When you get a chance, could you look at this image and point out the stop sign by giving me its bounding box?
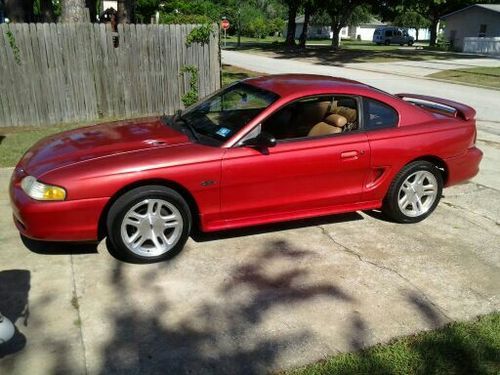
[221,19,230,30]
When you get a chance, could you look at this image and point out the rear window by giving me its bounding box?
[364,98,398,130]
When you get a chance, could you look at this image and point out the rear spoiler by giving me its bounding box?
[396,93,476,121]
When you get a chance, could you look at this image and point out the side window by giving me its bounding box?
[385,30,393,37]
[363,98,398,130]
[259,95,359,141]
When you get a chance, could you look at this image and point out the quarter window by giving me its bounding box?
[363,98,398,130]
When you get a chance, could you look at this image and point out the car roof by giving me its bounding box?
[244,74,373,98]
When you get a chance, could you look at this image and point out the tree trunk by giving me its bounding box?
[330,23,341,50]
[85,0,97,22]
[5,0,34,22]
[429,17,439,46]
[285,2,298,47]
[299,5,311,49]
[40,0,55,22]
[415,28,419,42]
[60,0,87,22]
[117,0,134,23]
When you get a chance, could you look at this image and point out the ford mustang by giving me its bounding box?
[10,74,483,262]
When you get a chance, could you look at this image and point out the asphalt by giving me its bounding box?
[1,53,499,374]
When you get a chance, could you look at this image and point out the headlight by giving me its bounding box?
[21,176,66,201]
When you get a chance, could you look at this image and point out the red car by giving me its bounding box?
[10,75,482,262]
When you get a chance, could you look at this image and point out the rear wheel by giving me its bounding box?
[383,161,443,223]
[384,39,391,45]
[107,186,191,263]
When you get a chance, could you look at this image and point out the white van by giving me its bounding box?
[373,27,414,46]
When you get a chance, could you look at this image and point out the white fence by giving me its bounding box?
[463,37,500,56]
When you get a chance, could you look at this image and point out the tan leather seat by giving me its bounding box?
[331,106,357,124]
[308,114,347,137]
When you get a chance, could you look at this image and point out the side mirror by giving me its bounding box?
[242,132,277,149]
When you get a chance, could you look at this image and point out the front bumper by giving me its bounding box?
[10,180,108,242]
[445,146,483,187]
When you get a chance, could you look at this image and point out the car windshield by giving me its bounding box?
[180,82,279,145]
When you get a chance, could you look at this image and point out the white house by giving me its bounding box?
[292,16,385,40]
[441,4,500,53]
[102,1,117,11]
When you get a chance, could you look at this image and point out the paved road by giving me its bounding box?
[1,53,499,374]
[344,57,500,78]
[222,50,500,124]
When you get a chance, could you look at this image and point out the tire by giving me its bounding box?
[107,185,192,263]
[382,161,443,223]
[408,41,414,46]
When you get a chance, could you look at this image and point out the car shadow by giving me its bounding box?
[191,212,364,242]
[20,235,98,256]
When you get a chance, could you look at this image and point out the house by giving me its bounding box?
[102,1,117,12]
[292,16,430,42]
[292,16,385,40]
[441,4,500,53]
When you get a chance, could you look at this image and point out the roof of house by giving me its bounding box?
[441,4,500,19]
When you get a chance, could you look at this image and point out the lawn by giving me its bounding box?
[286,312,500,375]
[0,65,262,168]
[224,37,481,65]
[427,66,500,89]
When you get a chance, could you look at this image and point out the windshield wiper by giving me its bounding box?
[174,110,199,142]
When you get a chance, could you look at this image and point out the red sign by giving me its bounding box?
[221,19,230,30]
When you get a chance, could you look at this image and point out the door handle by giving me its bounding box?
[341,150,360,159]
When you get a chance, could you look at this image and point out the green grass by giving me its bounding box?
[286,313,500,375]
[427,67,500,89]
[224,37,481,64]
[0,123,88,168]
[222,63,265,86]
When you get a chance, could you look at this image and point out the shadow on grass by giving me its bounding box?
[226,42,482,66]
[0,135,5,145]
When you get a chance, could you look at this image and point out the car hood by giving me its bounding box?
[18,117,190,178]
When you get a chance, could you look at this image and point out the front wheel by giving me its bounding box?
[383,161,443,223]
[107,186,192,263]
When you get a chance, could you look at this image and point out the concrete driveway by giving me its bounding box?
[1,54,500,374]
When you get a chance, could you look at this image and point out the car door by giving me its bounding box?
[219,95,371,224]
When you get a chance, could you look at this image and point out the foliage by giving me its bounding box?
[159,13,212,24]
[135,0,162,23]
[393,11,431,29]
[6,29,21,65]
[289,313,500,375]
[179,65,199,107]
[186,23,215,46]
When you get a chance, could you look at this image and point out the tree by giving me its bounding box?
[117,0,132,23]
[284,0,301,47]
[40,0,55,22]
[298,0,313,48]
[316,0,372,49]
[5,0,34,22]
[60,0,87,22]
[393,11,430,41]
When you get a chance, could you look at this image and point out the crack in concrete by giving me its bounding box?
[317,226,453,322]
[441,200,500,226]
[70,254,89,375]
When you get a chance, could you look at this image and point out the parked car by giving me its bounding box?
[10,75,482,263]
[373,26,414,46]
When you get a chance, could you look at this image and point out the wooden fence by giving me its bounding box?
[0,23,221,127]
